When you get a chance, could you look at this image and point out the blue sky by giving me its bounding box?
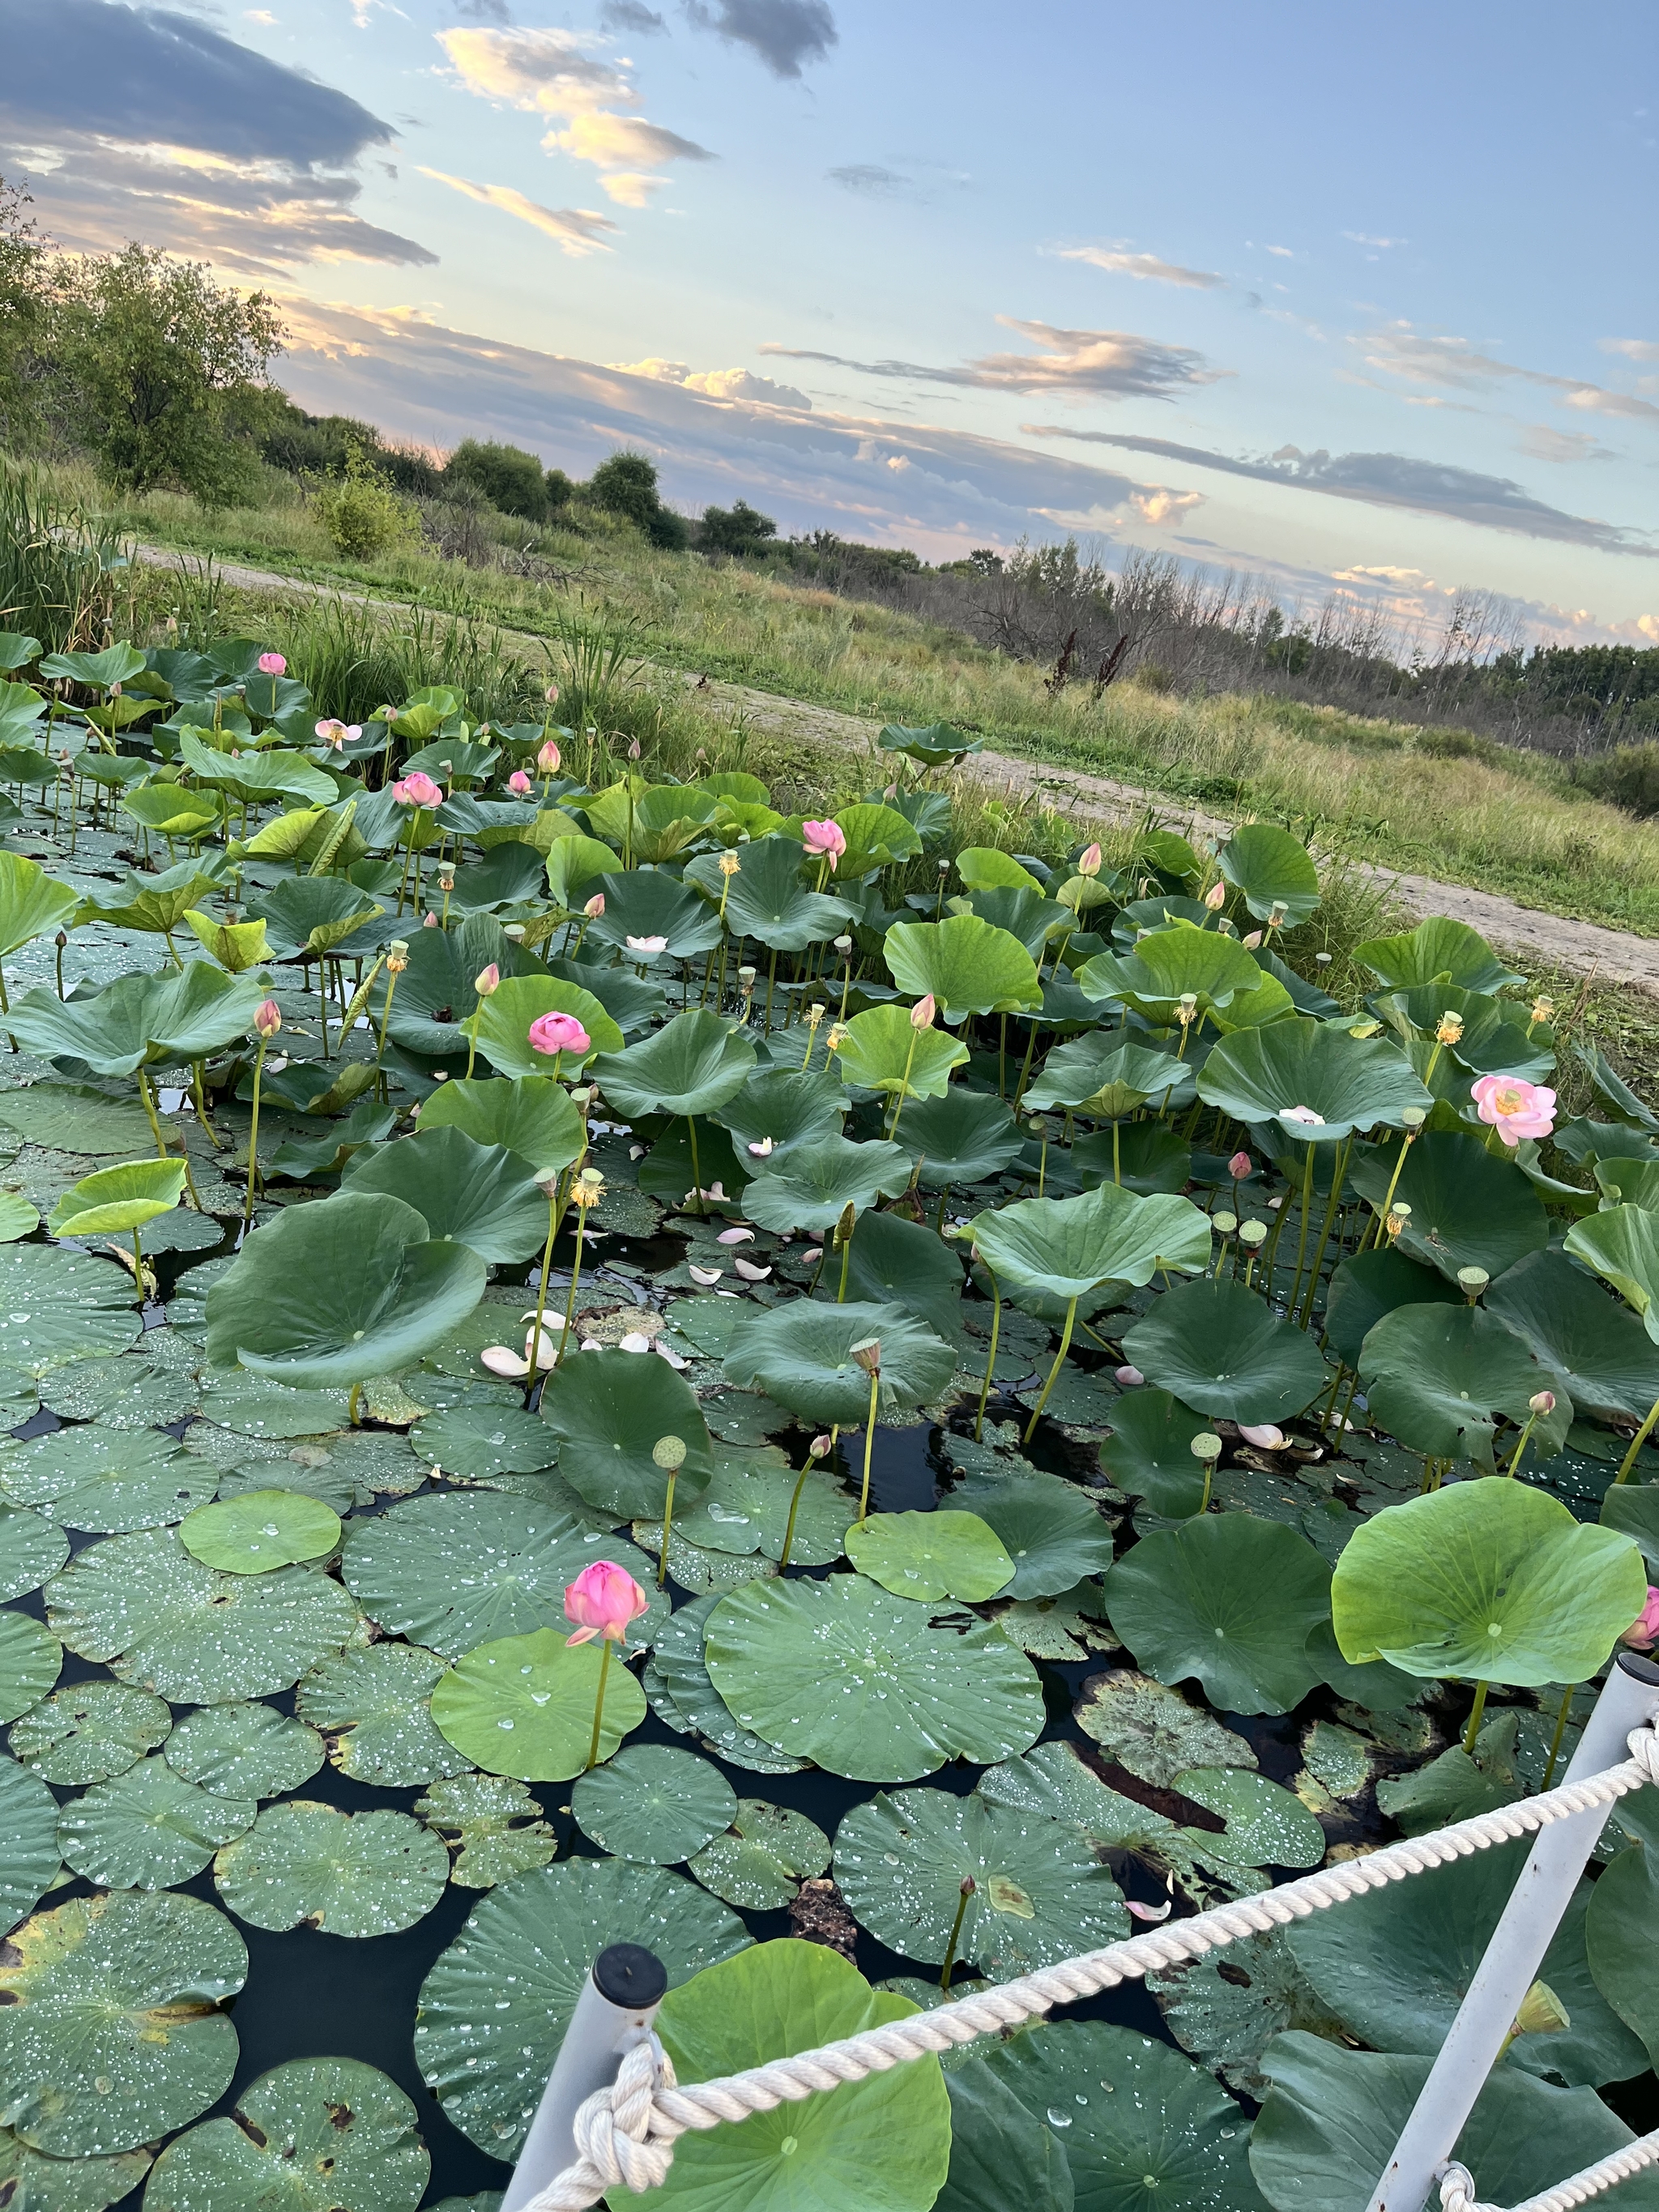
[6,0,1657,646]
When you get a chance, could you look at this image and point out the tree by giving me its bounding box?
[0,177,53,452]
[587,449,688,548]
[54,244,284,504]
[699,498,777,556]
[545,467,575,511]
[445,438,548,522]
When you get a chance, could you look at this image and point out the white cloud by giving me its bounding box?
[1601,339,1659,363]
[1343,232,1406,249]
[1519,424,1614,464]
[763,319,1224,401]
[609,357,810,408]
[1054,245,1224,290]
[599,171,667,206]
[1129,488,1205,524]
[1362,321,1659,427]
[420,169,617,254]
[545,112,712,168]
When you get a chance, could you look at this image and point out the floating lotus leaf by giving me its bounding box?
[342,1127,549,1265]
[1323,1247,1461,1370]
[1584,1839,1659,2070]
[831,1003,969,1099]
[415,1772,557,1887]
[723,1299,957,1426]
[0,1889,246,2157]
[968,1183,1212,1306]
[6,965,270,1079]
[0,2125,151,2212]
[705,1575,1044,1783]
[0,1246,143,1373]
[409,1404,554,1481]
[1097,1390,1209,1517]
[206,1191,488,1390]
[1124,1276,1328,1425]
[590,1007,757,1121]
[648,1591,806,1773]
[1147,1929,1349,2103]
[0,1084,155,1157]
[885,913,1042,1023]
[432,1625,646,1779]
[416,1074,586,1175]
[164,1699,325,1799]
[180,1487,340,1572]
[570,1742,737,1863]
[293,1641,471,1787]
[1198,1017,1431,1140]
[1217,822,1321,924]
[740,1132,915,1234]
[10,1681,169,1786]
[1358,1305,1572,1468]
[39,1354,196,1431]
[0,1508,66,1602]
[0,1616,58,1725]
[1022,1034,1196,1117]
[1173,1767,1326,1870]
[836,1786,1128,1982]
[1105,1514,1331,1715]
[46,1157,184,1242]
[665,1452,854,1569]
[685,1799,831,1909]
[1353,915,1525,994]
[214,1800,449,1937]
[1566,1205,1659,1345]
[946,1466,1116,1598]
[48,1526,360,1701]
[57,1755,254,1890]
[0,1758,58,1935]
[650,1940,950,2212]
[1350,1131,1549,1284]
[143,2056,429,2212]
[415,1857,751,2156]
[845,1511,1015,1602]
[1331,1480,1647,1686]
[195,1371,349,1440]
[836,1209,965,1337]
[1078,921,1269,1021]
[0,1426,211,1536]
[1073,1669,1256,1788]
[538,1348,714,1518]
[893,1088,1024,1185]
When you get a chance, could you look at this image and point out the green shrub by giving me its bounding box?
[1569,743,1659,819]
[310,446,419,563]
[445,439,549,523]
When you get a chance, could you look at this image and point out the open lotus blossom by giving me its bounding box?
[257,652,286,676]
[391,770,443,808]
[734,1258,771,1281]
[717,1226,755,1244]
[801,819,846,867]
[1624,1588,1659,1652]
[1472,1074,1556,1146]
[1115,1364,1145,1387]
[528,1010,591,1058]
[748,1137,775,1157]
[313,719,360,749]
[538,739,561,774]
[565,1561,649,1647]
[1239,1423,1287,1450]
[1279,1105,1326,1125]
[627,934,669,956]
[689,1264,723,1286]
[254,999,282,1040]
[508,769,533,794]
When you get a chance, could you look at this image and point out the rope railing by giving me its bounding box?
[519,1720,1659,2212]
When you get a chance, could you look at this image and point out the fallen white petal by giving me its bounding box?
[1126,1898,1173,1923]
[689,1264,723,1285]
[1115,1365,1145,1387]
[733,1259,771,1281]
[717,1227,755,1245]
[652,1342,689,1369]
[618,1332,652,1353]
[481,1345,531,1379]
[629,1144,646,1161]
[1239,1422,1286,1450]
[802,1247,823,1265]
[580,1336,603,1352]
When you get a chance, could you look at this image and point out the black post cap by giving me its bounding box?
[1618,1650,1659,1687]
[593,1943,669,2009]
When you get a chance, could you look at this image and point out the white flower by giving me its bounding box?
[1279,1104,1325,1125]
[625,934,669,955]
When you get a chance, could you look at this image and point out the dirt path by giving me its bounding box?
[143,545,1659,994]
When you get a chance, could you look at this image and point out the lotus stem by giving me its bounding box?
[855,1365,881,1522]
[348,1382,362,1426]
[1112,1120,1121,1188]
[686,1115,706,1218]
[244,1034,269,1227]
[584,1639,612,1771]
[1540,1683,1577,1792]
[1297,1136,1351,1328]
[763,948,778,1033]
[1286,1142,1317,1321]
[1505,1413,1542,1477]
[190,1059,221,1149]
[657,1468,676,1588]
[1463,1678,1491,1756]
[137,1067,201,1210]
[373,966,402,1093]
[974,1262,1001,1443]
[887,1029,920,1144]
[997,1012,1007,1097]
[130,1222,144,1311]
[556,1200,590,1369]
[1259,1180,1294,1298]
[1023,1294,1077,1445]
[940,1875,975,1993]
[778,1432,834,1572]
[1614,1391,1659,1485]
[1011,1019,1040,1114]
[1360,1123,1422,1253]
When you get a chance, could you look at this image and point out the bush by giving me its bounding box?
[587,450,688,549]
[445,439,549,523]
[700,498,777,556]
[1414,725,1503,765]
[1569,744,1659,819]
[545,468,575,511]
[312,450,418,562]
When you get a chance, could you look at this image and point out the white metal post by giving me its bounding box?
[499,1943,668,2212]
[1365,1652,1659,2212]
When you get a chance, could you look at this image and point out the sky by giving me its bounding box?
[5,0,1658,650]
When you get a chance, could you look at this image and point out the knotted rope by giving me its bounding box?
[521,1721,1659,2212]
[1439,2130,1659,2212]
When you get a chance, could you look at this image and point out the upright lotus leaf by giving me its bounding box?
[1350,1131,1550,1284]
[836,1788,1128,1982]
[1595,1157,1659,1212]
[952,1465,1118,1598]
[75,857,223,941]
[0,1889,246,2158]
[1358,1305,1572,1468]
[712,1067,848,1153]
[883,719,983,765]
[1198,1019,1431,1140]
[723,1300,957,1426]
[1105,1514,1332,1714]
[545,833,622,909]
[416,1075,586,1175]
[687,834,855,950]
[1077,922,1268,1020]
[1123,1277,1328,1425]
[10,1681,169,1787]
[1323,1247,1461,1370]
[249,876,382,959]
[884,914,1043,1023]
[939,2060,1076,2212]
[539,1349,714,1518]
[0,853,75,961]
[57,1756,255,1891]
[1217,822,1321,924]
[845,1511,1016,1602]
[1566,1206,1659,1345]
[968,1184,1213,1302]
[830,801,923,876]
[46,1158,186,1242]
[142,2057,429,2212]
[1098,1389,1212,1516]
[586,868,723,958]
[629,786,725,867]
[1330,1480,1647,1684]
[6,964,269,1078]
[1353,915,1526,994]
[895,1089,1024,1186]
[838,1208,964,1338]
[832,1002,970,1097]
[705,1575,1045,1782]
[213,1800,449,1936]
[384,914,548,1059]
[474,975,622,1077]
[1486,1249,1659,1423]
[1022,1034,1196,1117]
[955,884,1073,957]
[179,731,336,806]
[1378,984,1555,1083]
[591,1007,757,1119]
[740,1132,913,1234]
[205,1191,487,1387]
[1584,1839,1659,2071]
[342,1127,548,1264]
[649,1941,950,2212]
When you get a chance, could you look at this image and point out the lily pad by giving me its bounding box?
[414,1773,558,1888]
[1358,1305,1571,1469]
[0,1615,58,1725]
[9,1681,170,1786]
[1073,1670,1257,1788]
[414,1856,750,2156]
[0,1083,156,1157]
[1148,1930,1350,2101]
[0,2126,151,2212]
[180,1486,341,1572]
[723,1299,957,1427]
[686,1799,832,1909]
[845,1510,1015,1602]
[0,1758,59,1935]
[39,1355,198,1431]
[296,1642,474,1787]
[408,1404,554,1481]
[0,1426,212,1535]
[1487,1248,1659,1424]
[58,1755,255,1890]
[538,1347,714,1519]
[1098,1391,1210,1518]
[164,1699,326,1799]
[570,1743,737,1863]
[142,2057,429,2212]
[1123,1277,1328,1426]
[705,1575,1045,1783]
[740,1134,915,1235]
[666,1452,855,1569]
[948,1466,1117,1599]
[432,1626,646,1779]
[0,1245,143,1372]
[0,1507,67,1602]
[938,2058,1076,2212]
[649,1591,807,1773]
[214,1800,449,1937]
[195,1373,349,1440]
[1172,1768,1326,1870]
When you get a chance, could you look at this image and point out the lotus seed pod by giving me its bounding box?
[1190,1433,1223,1462]
[1512,1980,1571,2039]
[1456,1265,1490,1294]
[1213,1212,1238,1235]
[1238,1220,1269,1247]
[652,1435,687,1471]
[851,1337,881,1375]
[1401,1106,1427,1128]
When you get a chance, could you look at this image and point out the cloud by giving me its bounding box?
[682,0,837,77]
[610,358,811,407]
[598,172,667,206]
[600,0,667,26]
[828,164,910,196]
[437,26,631,113]
[763,318,1222,401]
[1343,232,1406,249]
[420,170,617,253]
[1361,321,1659,428]
[1022,422,1657,554]
[1518,424,1614,465]
[1054,245,1225,290]
[1130,488,1205,524]
[1601,339,1659,363]
[546,112,712,167]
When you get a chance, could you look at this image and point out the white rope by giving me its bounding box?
[1438,2127,1659,2212]
[519,1721,1659,2212]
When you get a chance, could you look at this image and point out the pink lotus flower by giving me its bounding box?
[1078,842,1102,877]
[583,894,605,918]
[626,934,668,956]
[911,994,936,1030]
[528,1011,591,1058]
[538,739,561,774]
[314,718,360,750]
[802,819,847,868]
[508,769,533,795]
[1115,1364,1145,1387]
[254,999,282,1039]
[1472,1074,1556,1146]
[564,1561,649,1647]
[1228,1150,1252,1179]
[1204,880,1227,910]
[422,911,438,927]
[1624,1587,1659,1652]
[257,652,286,677]
[392,770,443,808]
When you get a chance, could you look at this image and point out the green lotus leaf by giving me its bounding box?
[579,867,720,961]
[1097,1390,1209,1516]
[342,1126,548,1264]
[249,872,382,957]
[1584,1838,1659,2070]
[0,1508,62,1605]
[949,1464,1117,1597]
[432,1625,646,1779]
[76,858,223,942]
[1566,1204,1659,1345]
[9,1681,168,1787]
[616,783,725,864]
[832,1001,970,1097]
[213,1799,449,1937]
[414,1772,557,1888]
[1217,822,1321,925]
[711,1067,848,1153]
[684,1798,831,1908]
[1073,1669,1257,1788]
[0,2129,151,2212]
[381,914,545,1058]
[1357,1305,1572,1468]
[954,884,1072,957]
[885,913,1042,1023]
[296,1641,472,1786]
[45,1157,185,1242]
[341,1490,667,1658]
[415,1073,586,1175]
[205,1191,488,1389]
[882,720,982,766]
[723,1299,957,1426]
[705,1575,1045,1783]
[539,1347,714,1517]
[938,2057,1076,2212]
[1378,982,1555,1083]
[143,2056,429,2212]
[968,1183,1212,1304]
[836,1786,1128,1982]
[1078,920,1268,1021]
[1330,1479,1647,1684]
[1145,1929,1349,2104]
[57,1755,254,1890]
[590,1006,757,1119]
[471,974,621,1078]
[893,1087,1024,1185]
[1198,1017,1431,1141]
[0,1758,58,1936]
[845,1510,1015,1602]
[1595,1155,1659,1211]
[48,1525,360,1701]
[647,1592,806,1771]
[416,1856,750,2157]
[164,1698,324,1799]
[1353,915,1525,994]
[1123,1277,1328,1425]
[0,1247,140,1373]
[1022,1034,1196,1117]
[1071,1119,1193,1199]
[1323,1247,1461,1370]
[0,1889,246,2157]
[685,834,855,950]
[666,1454,855,1568]
[1249,2032,1658,2212]
[545,833,621,908]
[0,1084,155,1156]
[6,964,270,1078]
[830,801,923,876]
[650,1939,951,2212]
[408,1403,555,1481]
[741,1132,914,1234]
[180,1487,340,1572]
[836,1208,964,1338]
[446,840,548,912]
[1348,1130,1549,1284]
[0,1615,58,1724]
[1173,1767,1327,1870]
[0,1425,211,1534]
[41,642,145,689]
[1485,1248,1659,1422]
[180,731,336,806]
[0,852,75,961]
[37,1353,191,1432]
[570,1742,736,1864]
[1105,1514,1331,1715]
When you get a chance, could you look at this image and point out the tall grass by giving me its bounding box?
[0,467,128,653]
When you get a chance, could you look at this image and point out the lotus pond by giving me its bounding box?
[0,634,1657,2211]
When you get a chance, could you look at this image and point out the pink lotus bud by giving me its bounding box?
[1228,1151,1252,1179]
[392,771,443,808]
[1204,880,1226,910]
[423,911,438,927]
[528,1011,592,1058]
[1115,1364,1145,1387]
[1242,931,1262,950]
[257,652,286,676]
[627,738,642,760]
[801,819,847,868]
[254,999,282,1039]
[810,1434,833,1459]
[1625,1588,1659,1652]
[538,739,561,774]
[563,1560,650,1647]
[911,994,936,1029]
[583,893,606,918]
[545,684,560,705]
[473,964,501,996]
[1471,1074,1557,1149]
[1077,842,1102,877]
[1529,1390,1556,1416]
[508,769,533,795]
